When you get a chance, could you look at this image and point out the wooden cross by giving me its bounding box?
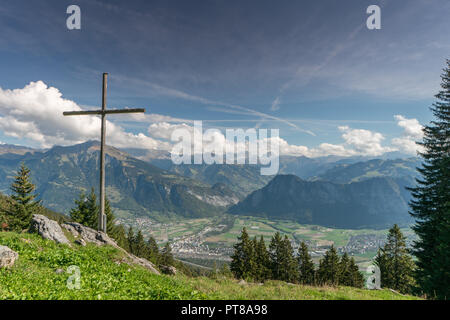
[63,73,145,233]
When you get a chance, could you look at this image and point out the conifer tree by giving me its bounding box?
[297,241,315,285]
[408,59,450,299]
[70,188,98,229]
[375,224,415,294]
[160,242,174,267]
[104,198,116,234]
[230,227,255,280]
[268,232,284,280]
[254,236,271,281]
[348,257,364,288]
[127,226,136,253]
[339,252,360,287]
[280,235,299,283]
[112,224,128,250]
[147,236,160,264]
[317,245,341,286]
[134,230,147,257]
[8,163,40,231]
[269,233,298,282]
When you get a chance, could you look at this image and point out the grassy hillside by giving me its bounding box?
[0,232,420,300]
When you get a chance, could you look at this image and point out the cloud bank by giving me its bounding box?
[0,81,424,158]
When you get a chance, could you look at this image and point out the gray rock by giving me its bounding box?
[62,222,116,246]
[55,268,65,274]
[160,265,177,275]
[29,215,70,245]
[0,245,19,268]
[74,239,86,246]
[62,223,79,238]
[62,221,160,275]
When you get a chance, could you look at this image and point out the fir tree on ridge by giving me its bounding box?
[408,59,450,299]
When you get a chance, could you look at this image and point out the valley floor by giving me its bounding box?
[0,232,420,300]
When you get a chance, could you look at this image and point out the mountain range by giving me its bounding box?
[0,141,420,228]
[0,141,239,220]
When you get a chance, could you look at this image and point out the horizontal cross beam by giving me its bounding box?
[63,108,145,116]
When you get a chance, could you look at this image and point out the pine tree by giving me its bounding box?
[297,241,315,285]
[348,257,365,288]
[134,230,147,257]
[280,235,299,283]
[160,242,174,267]
[254,236,271,281]
[408,59,450,299]
[375,224,415,294]
[112,224,128,250]
[8,163,41,231]
[104,198,116,234]
[147,236,160,264]
[268,232,284,280]
[230,227,255,280]
[70,188,98,229]
[127,226,136,253]
[269,233,298,282]
[317,245,341,286]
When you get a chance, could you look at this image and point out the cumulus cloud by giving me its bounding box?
[391,115,424,155]
[0,81,425,159]
[0,81,167,149]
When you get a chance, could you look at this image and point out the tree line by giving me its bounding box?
[230,228,364,288]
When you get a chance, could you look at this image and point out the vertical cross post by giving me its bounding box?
[99,73,107,233]
[63,73,145,234]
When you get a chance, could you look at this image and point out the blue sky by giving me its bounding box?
[0,0,448,157]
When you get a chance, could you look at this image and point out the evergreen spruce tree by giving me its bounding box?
[134,230,147,257]
[268,232,284,280]
[104,198,116,234]
[230,227,255,280]
[8,163,40,231]
[70,188,98,229]
[160,242,174,267]
[269,233,298,282]
[280,235,299,283]
[317,245,341,286]
[127,226,136,253]
[375,224,415,294]
[112,224,128,250]
[408,59,450,299]
[297,241,315,285]
[254,236,271,281]
[348,257,365,288]
[147,236,160,264]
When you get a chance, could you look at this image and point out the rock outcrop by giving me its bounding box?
[160,265,177,275]
[61,221,160,275]
[29,214,70,244]
[62,222,116,246]
[0,245,18,268]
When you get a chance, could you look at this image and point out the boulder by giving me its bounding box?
[160,265,177,275]
[62,222,116,246]
[61,222,160,275]
[0,245,18,268]
[29,215,70,245]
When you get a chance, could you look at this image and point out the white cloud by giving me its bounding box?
[0,81,167,149]
[391,115,424,155]
[270,97,281,111]
[0,81,425,159]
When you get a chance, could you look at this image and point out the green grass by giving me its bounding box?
[0,232,204,300]
[176,276,421,300]
[0,232,421,300]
